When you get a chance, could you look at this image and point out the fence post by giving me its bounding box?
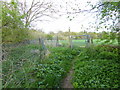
[70,36,73,48]
[39,37,48,58]
[86,35,90,48]
[39,38,42,45]
[90,36,93,44]
[56,36,59,47]
[68,27,72,48]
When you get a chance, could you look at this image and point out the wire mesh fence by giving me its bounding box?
[2,38,49,88]
[58,35,93,48]
[2,34,93,64]
[2,34,93,88]
[71,39,87,47]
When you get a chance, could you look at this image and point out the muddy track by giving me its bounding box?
[61,68,74,88]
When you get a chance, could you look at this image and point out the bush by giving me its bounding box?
[98,51,118,60]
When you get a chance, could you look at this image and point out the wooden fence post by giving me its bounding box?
[56,36,59,47]
[68,27,72,48]
[70,36,73,48]
[39,37,48,59]
[39,38,42,45]
[86,35,90,48]
[90,36,93,44]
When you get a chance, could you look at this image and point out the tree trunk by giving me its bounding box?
[117,32,120,46]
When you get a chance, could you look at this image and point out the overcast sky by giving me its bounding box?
[5,0,113,33]
[33,0,100,33]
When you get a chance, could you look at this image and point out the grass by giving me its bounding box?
[72,40,86,47]
[94,39,118,45]
[59,39,86,47]
[2,45,76,88]
[2,44,43,88]
[35,47,75,88]
[59,39,118,47]
[2,42,119,88]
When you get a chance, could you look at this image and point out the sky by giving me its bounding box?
[33,0,99,33]
[30,0,100,33]
[4,0,116,33]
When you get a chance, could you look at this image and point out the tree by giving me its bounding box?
[19,0,57,28]
[2,0,24,29]
[71,1,120,45]
[95,2,119,29]
[94,1,120,45]
[2,0,57,43]
[2,0,28,43]
[46,34,53,40]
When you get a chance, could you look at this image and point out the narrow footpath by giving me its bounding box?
[61,56,77,88]
[61,68,73,88]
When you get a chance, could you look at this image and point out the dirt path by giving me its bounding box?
[61,68,74,88]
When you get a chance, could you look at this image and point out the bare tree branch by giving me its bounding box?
[66,3,105,14]
[18,0,57,28]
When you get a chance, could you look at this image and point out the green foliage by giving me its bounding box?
[46,34,53,40]
[2,1,24,29]
[35,47,76,88]
[97,31,118,45]
[2,46,77,88]
[97,1,120,27]
[2,1,29,44]
[73,59,119,88]
[93,1,120,45]
[2,1,45,44]
[2,44,43,88]
[73,82,79,88]
[98,51,118,60]
[3,44,119,88]
[27,30,46,40]
[72,46,119,88]
[2,28,29,43]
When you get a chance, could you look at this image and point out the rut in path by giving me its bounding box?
[61,68,74,88]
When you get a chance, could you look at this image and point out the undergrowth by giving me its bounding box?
[2,46,77,88]
[72,46,119,88]
[2,45,119,88]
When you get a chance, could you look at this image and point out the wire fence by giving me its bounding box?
[2,36,62,87]
[2,38,47,88]
[2,35,93,65]
[2,35,93,88]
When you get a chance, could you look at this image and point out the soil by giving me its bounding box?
[61,68,74,88]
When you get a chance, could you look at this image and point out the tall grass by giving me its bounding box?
[2,45,76,88]
[2,44,43,88]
